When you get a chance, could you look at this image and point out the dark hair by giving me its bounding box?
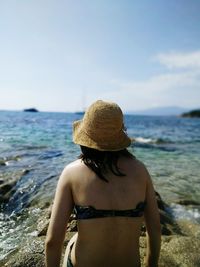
[79,146,134,182]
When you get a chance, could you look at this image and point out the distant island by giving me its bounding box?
[181,109,200,118]
[23,108,39,112]
[126,106,189,116]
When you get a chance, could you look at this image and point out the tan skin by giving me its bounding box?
[45,156,161,267]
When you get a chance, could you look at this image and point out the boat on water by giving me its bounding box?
[75,90,86,115]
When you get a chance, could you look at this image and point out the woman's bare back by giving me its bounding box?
[64,157,148,267]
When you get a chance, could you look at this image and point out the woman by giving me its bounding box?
[45,100,161,267]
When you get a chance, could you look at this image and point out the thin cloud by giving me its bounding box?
[120,70,199,92]
[155,50,200,69]
[99,51,200,110]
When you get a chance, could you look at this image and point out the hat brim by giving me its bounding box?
[73,120,131,151]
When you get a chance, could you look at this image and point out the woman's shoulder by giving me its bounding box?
[56,160,86,187]
[61,159,88,179]
[124,157,151,182]
[62,159,84,172]
[133,157,147,170]
[124,155,147,170]
[65,158,82,167]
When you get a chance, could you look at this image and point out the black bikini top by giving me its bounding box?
[74,202,146,220]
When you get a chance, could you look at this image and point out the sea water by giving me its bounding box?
[0,111,200,262]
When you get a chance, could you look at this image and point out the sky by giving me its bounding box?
[0,0,200,112]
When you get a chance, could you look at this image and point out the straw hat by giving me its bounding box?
[73,100,131,151]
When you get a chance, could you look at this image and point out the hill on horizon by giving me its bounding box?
[181,109,200,118]
[126,106,190,116]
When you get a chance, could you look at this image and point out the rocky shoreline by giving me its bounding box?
[3,218,200,267]
[1,173,200,267]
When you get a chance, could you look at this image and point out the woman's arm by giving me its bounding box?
[45,166,74,267]
[143,167,161,267]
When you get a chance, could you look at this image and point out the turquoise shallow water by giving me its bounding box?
[0,111,200,261]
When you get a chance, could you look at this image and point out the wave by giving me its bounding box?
[170,203,200,223]
[38,150,63,160]
[131,137,171,144]
[3,172,58,215]
[17,145,48,150]
[130,137,177,152]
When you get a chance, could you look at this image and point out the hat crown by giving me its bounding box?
[73,100,131,151]
[83,100,123,137]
